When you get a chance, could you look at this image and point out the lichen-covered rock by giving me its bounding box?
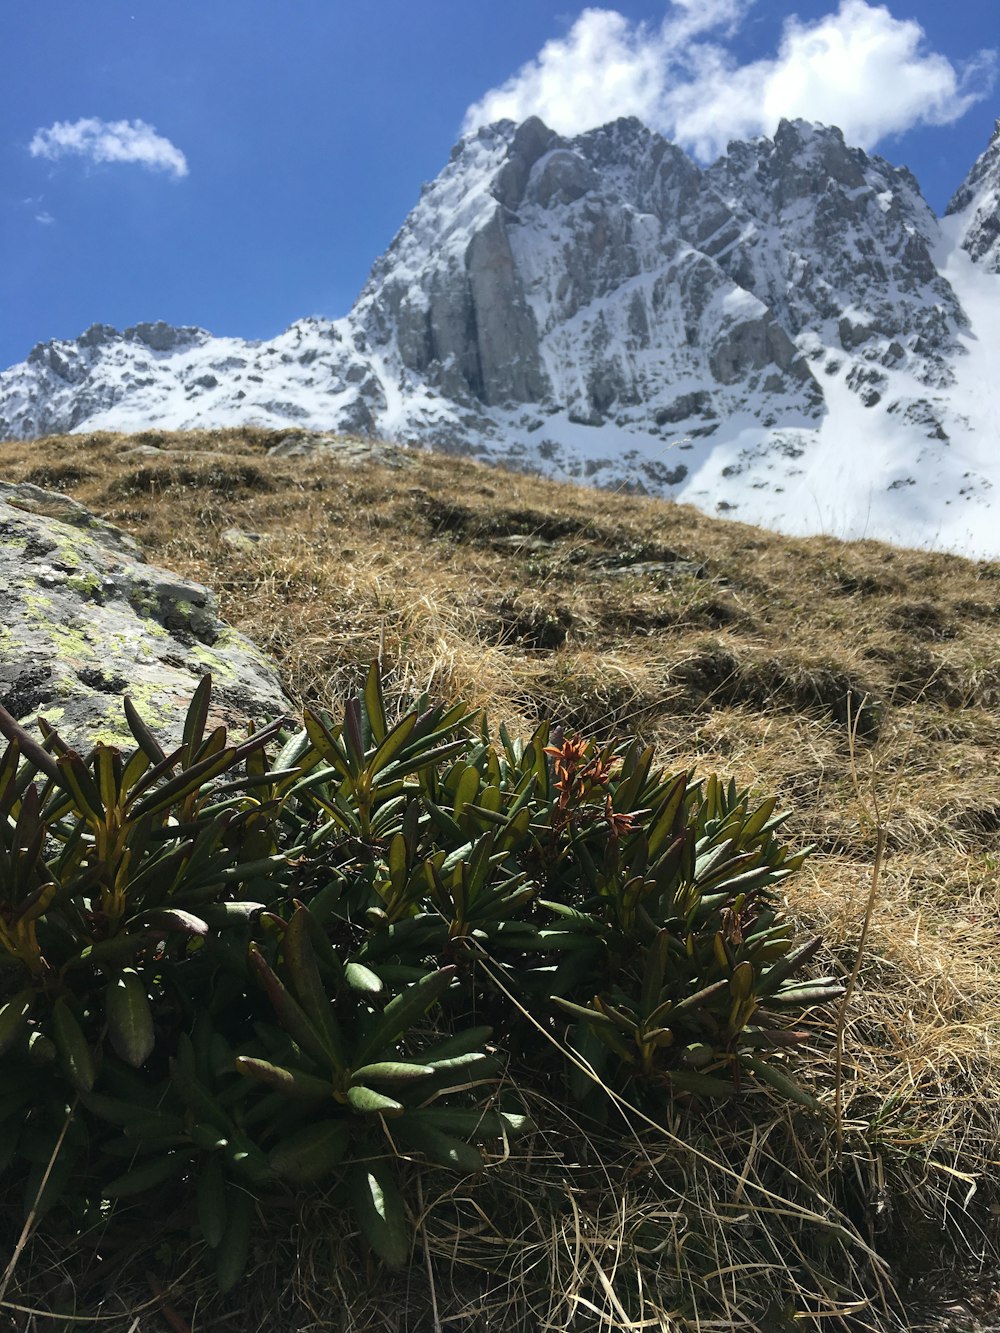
[0,482,294,750]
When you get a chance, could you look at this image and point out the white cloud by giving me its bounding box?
[463,1,997,159]
[29,117,188,178]
[35,211,55,225]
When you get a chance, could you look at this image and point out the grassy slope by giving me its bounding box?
[2,427,999,1330]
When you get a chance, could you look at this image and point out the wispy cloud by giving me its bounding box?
[29,117,188,178]
[35,211,55,226]
[463,1,997,158]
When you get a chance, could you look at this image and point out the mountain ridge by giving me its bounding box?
[2,113,999,555]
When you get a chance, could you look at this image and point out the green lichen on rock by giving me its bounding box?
[0,482,294,749]
[64,570,102,599]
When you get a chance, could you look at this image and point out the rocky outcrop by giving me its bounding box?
[705,119,965,384]
[946,118,1000,273]
[0,482,293,750]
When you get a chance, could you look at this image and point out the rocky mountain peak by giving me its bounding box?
[946,117,1000,272]
[124,321,207,352]
[2,113,1000,556]
[493,115,564,210]
[702,116,960,391]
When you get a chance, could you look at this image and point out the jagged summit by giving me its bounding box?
[946,117,1000,272]
[2,113,1000,556]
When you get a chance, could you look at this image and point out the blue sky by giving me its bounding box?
[3,1,996,371]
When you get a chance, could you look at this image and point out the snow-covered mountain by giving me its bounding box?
[3,114,999,556]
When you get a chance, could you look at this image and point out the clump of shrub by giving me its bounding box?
[0,668,841,1301]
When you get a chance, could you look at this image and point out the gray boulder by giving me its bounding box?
[0,482,294,751]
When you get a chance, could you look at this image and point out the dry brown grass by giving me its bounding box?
[2,427,999,1330]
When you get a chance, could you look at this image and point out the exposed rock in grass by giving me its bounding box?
[0,480,293,748]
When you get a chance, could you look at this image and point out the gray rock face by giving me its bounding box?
[705,120,965,384]
[0,483,294,750]
[465,210,550,404]
[1,113,1000,554]
[339,115,974,436]
[946,118,1000,272]
[492,116,562,211]
[0,115,984,449]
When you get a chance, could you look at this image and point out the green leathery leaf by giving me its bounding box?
[537,900,602,927]
[667,1070,737,1098]
[451,764,480,819]
[377,738,470,784]
[353,966,456,1067]
[394,1121,484,1174]
[105,968,155,1068]
[192,726,230,772]
[729,960,755,1004]
[740,796,779,842]
[197,1154,228,1248]
[746,1055,823,1110]
[268,1117,350,1184]
[273,724,315,774]
[56,751,104,823]
[641,1025,674,1049]
[387,831,408,890]
[552,996,620,1030]
[282,908,346,1066]
[135,908,209,936]
[93,744,122,814]
[302,708,350,774]
[756,935,825,997]
[350,1161,409,1267]
[363,662,388,745]
[416,1025,493,1064]
[530,929,597,951]
[345,962,383,994]
[51,996,96,1092]
[640,930,671,1016]
[119,745,152,796]
[672,978,730,1014]
[181,673,213,766]
[129,746,240,819]
[169,1061,231,1132]
[368,714,418,783]
[233,1055,332,1100]
[247,943,331,1067]
[611,741,655,813]
[103,1151,193,1198]
[67,933,154,970]
[767,980,844,1007]
[343,696,366,769]
[346,1084,404,1115]
[350,1061,435,1086]
[0,704,60,783]
[647,772,689,858]
[0,739,24,821]
[0,989,34,1055]
[215,1183,255,1294]
[122,696,168,765]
